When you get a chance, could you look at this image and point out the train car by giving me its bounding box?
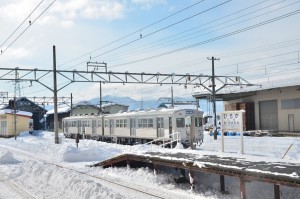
[62,108,204,147]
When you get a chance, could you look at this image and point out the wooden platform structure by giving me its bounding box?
[91,152,300,199]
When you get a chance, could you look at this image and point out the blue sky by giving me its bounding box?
[0,0,300,103]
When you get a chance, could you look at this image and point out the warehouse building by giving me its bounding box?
[194,85,300,134]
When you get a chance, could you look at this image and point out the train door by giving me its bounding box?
[78,120,81,133]
[157,117,164,138]
[92,120,96,134]
[63,120,69,133]
[110,119,114,135]
[130,118,136,136]
[169,117,172,136]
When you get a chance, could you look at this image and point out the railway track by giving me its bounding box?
[0,145,182,199]
[0,176,36,199]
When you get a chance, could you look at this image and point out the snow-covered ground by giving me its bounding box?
[0,131,299,199]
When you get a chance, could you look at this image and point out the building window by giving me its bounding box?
[281,98,300,109]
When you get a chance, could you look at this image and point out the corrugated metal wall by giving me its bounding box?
[259,100,278,130]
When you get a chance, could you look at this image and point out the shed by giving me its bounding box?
[71,101,101,116]
[102,103,129,114]
[45,106,71,131]
[0,109,32,138]
[2,97,47,130]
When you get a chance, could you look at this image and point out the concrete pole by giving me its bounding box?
[14,97,17,140]
[53,45,59,144]
[100,82,102,113]
[208,56,220,140]
[70,93,73,116]
[190,116,195,149]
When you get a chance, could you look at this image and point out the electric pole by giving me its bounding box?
[53,45,59,144]
[208,56,220,140]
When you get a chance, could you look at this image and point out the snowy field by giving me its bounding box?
[0,131,299,199]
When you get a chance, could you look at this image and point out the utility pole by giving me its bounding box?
[14,70,18,140]
[100,82,102,113]
[171,86,174,108]
[53,45,59,144]
[208,56,220,140]
[70,93,73,116]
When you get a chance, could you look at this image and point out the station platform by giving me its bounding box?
[91,151,300,199]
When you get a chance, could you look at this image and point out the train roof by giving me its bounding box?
[62,108,203,120]
[105,108,202,117]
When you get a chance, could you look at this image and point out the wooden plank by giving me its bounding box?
[274,184,280,199]
[240,179,246,199]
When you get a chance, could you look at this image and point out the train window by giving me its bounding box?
[195,117,202,127]
[176,118,185,128]
[104,120,108,128]
[148,118,153,127]
[97,120,102,127]
[138,118,153,128]
[82,120,91,127]
[115,119,127,128]
[185,116,191,127]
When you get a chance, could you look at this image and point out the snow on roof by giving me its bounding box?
[102,102,128,108]
[46,106,71,115]
[104,107,201,118]
[74,100,94,106]
[0,109,32,117]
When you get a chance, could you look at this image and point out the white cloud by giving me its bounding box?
[131,0,166,10]
[0,0,125,29]
[51,0,125,21]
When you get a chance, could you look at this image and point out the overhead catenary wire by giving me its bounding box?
[109,9,300,68]
[0,0,45,50]
[63,0,232,70]
[12,0,300,99]
[0,0,57,55]
[98,0,285,63]
[109,0,300,67]
[57,0,206,67]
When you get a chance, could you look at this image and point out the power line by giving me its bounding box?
[0,0,45,49]
[63,0,232,70]
[57,0,206,68]
[109,9,300,68]
[104,0,298,66]
[99,0,277,62]
[0,0,57,55]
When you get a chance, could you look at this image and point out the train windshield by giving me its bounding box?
[195,117,202,127]
[177,116,202,127]
[176,118,185,128]
[185,116,191,127]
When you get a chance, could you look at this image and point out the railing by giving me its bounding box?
[144,132,181,148]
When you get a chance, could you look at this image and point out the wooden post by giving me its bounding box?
[220,175,225,192]
[274,184,280,199]
[153,164,157,177]
[126,160,130,169]
[189,170,195,190]
[240,179,246,199]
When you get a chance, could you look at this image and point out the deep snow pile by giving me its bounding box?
[0,131,299,199]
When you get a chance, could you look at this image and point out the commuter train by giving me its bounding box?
[62,108,204,147]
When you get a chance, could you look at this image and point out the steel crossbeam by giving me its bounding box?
[0,67,259,92]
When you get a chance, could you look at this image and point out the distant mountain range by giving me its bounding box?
[87,95,223,114]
